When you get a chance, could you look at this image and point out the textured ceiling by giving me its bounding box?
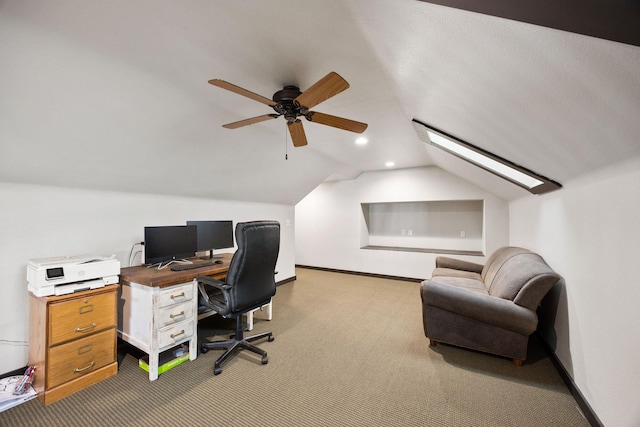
[2,0,639,204]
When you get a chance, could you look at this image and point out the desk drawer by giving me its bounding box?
[47,328,116,389]
[158,301,193,327]
[158,283,193,308]
[48,291,116,346]
[158,319,194,349]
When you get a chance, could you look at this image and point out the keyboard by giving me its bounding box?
[170,261,216,271]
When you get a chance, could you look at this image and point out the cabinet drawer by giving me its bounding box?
[158,283,193,308]
[47,328,116,389]
[158,319,194,349]
[158,301,193,328]
[49,291,116,346]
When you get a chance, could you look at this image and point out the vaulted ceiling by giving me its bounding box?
[2,1,640,204]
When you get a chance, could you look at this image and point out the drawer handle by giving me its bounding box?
[77,344,93,355]
[73,361,95,374]
[74,323,97,333]
[170,311,185,319]
[170,330,185,339]
[79,305,94,314]
[170,292,186,300]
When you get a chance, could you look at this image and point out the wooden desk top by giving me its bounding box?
[119,252,233,288]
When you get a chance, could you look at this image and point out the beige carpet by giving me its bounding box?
[1,268,589,426]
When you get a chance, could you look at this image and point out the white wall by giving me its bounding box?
[509,156,640,427]
[0,183,295,374]
[295,166,509,279]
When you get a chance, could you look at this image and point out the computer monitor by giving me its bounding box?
[186,220,234,259]
[143,225,197,266]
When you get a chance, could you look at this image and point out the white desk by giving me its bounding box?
[118,254,272,380]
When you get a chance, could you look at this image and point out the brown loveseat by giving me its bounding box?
[420,247,561,366]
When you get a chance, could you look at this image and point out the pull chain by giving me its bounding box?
[284,123,288,160]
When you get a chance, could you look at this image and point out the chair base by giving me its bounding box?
[200,315,274,375]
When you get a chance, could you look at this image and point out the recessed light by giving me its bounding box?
[385,161,395,167]
[355,137,368,145]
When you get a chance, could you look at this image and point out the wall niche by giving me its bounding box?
[360,200,484,255]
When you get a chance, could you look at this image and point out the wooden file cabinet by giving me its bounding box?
[29,285,118,405]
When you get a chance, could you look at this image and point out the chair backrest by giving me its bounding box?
[225,220,281,315]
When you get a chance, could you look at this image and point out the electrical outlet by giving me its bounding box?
[460,230,466,237]
[408,229,413,236]
[401,229,406,236]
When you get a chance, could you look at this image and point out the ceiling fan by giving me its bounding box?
[208,72,368,147]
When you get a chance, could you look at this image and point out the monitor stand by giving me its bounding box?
[200,250,223,260]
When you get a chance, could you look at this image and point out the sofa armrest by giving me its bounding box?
[435,256,484,273]
[421,280,538,335]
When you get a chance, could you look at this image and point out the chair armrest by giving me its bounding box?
[435,256,484,273]
[198,276,231,291]
[197,277,231,314]
[421,280,538,335]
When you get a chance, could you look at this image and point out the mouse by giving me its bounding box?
[215,260,224,264]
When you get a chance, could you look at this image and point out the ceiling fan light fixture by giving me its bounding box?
[412,119,562,195]
[385,161,395,167]
[355,137,368,145]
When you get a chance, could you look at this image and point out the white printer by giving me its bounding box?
[27,254,120,297]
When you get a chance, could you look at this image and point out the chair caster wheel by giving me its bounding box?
[262,355,268,365]
[214,367,222,375]
[268,335,275,342]
[200,347,209,354]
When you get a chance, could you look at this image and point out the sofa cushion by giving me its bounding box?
[428,276,488,295]
[481,246,530,287]
[432,267,483,282]
[488,253,554,303]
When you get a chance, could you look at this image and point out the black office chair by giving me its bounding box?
[197,220,280,375]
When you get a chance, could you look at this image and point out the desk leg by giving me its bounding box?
[189,279,198,360]
[189,337,198,361]
[148,352,159,381]
[246,311,254,331]
[266,300,273,320]
[245,300,273,331]
[149,291,160,381]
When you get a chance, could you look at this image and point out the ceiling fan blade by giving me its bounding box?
[306,111,368,134]
[208,79,276,106]
[294,72,350,109]
[287,120,308,147]
[222,114,279,129]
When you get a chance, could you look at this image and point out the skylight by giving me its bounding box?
[412,119,561,195]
